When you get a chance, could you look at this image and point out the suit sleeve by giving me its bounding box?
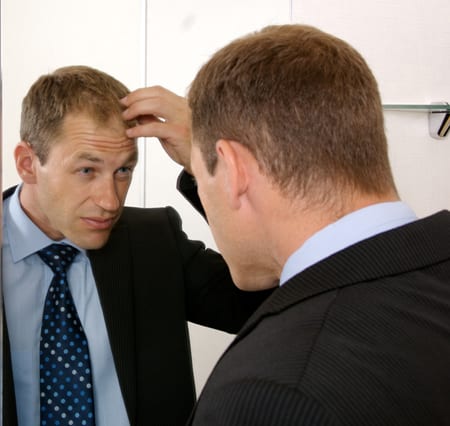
[177,170,205,218]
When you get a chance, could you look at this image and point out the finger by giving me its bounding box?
[123,97,183,123]
[125,121,179,140]
[122,87,188,122]
[136,114,161,126]
[121,86,168,105]
[121,85,180,112]
[123,98,160,121]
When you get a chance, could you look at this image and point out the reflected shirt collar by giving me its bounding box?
[5,185,85,262]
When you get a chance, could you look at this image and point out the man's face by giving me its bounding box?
[21,113,137,249]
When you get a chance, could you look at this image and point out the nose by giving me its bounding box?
[94,178,121,212]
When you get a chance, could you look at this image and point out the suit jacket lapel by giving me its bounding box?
[3,188,21,424]
[2,311,18,425]
[87,221,137,424]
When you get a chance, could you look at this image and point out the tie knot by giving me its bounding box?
[37,243,79,274]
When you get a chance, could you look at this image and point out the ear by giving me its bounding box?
[215,139,254,210]
[14,141,39,184]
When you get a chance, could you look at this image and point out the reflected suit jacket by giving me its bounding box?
[2,178,270,425]
[190,211,450,426]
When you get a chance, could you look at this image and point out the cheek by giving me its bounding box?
[116,180,132,199]
[38,166,67,193]
[207,207,235,257]
[42,177,89,216]
[196,183,212,215]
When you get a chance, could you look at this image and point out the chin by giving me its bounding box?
[231,270,278,292]
[87,239,110,250]
[70,235,110,250]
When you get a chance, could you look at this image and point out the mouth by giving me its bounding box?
[81,216,116,230]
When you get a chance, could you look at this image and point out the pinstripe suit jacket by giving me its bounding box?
[190,210,450,426]
[2,183,270,425]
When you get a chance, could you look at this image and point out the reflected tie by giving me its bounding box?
[38,243,95,426]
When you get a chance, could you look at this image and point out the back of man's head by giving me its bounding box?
[188,24,397,210]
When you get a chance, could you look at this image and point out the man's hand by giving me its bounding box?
[121,86,193,173]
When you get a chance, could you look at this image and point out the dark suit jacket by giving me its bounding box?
[2,184,270,425]
[190,210,450,426]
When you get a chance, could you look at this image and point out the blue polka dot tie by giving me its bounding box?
[38,244,96,426]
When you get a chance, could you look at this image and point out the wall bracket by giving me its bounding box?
[383,102,450,140]
[428,102,450,139]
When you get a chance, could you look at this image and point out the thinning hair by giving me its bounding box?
[20,65,133,163]
[188,24,397,205]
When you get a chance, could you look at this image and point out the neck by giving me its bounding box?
[262,189,400,277]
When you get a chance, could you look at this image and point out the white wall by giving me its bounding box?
[1,0,144,204]
[2,0,450,395]
[143,0,291,391]
[293,0,450,216]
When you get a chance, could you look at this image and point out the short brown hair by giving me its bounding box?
[188,25,396,204]
[21,65,133,163]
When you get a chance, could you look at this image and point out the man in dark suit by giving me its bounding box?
[179,24,450,425]
[2,65,269,425]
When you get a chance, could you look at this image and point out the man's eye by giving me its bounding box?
[117,167,133,175]
[79,167,93,175]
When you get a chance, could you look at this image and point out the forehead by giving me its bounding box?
[56,112,137,155]
[61,111,128,136]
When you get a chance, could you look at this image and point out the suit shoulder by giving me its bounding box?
[3,186,18,201]
[120,205,180,224]
[118,206,183,238]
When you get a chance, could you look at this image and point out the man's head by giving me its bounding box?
[20,65,134,163]
[15,65,138,249]
[188,24,398,289]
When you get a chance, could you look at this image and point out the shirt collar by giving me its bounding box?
[5,185,85,263]
[280,201,417,286]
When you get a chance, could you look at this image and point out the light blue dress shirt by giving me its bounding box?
[3,186,129,426]
[280,201,417,286]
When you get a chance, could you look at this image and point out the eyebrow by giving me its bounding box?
[77,153,103,163]
[76,151,138,164]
